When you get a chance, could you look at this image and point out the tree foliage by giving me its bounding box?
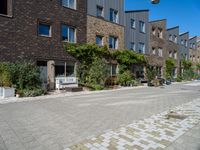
[165,58,176,79]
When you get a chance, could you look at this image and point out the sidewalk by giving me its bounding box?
[0,85,148,104]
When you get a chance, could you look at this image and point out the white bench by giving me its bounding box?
[55,77,78,90]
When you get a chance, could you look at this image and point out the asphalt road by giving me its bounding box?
[0,81,200,150]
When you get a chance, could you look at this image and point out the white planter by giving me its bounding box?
[0,87,15,99]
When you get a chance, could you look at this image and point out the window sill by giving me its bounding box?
[38,35,51,38]
[62,6,77,11]
[0,14,13,18]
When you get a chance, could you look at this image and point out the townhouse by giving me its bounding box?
[87,0,125,50]
[148,19,167,77]
[0,0,88,89]
[0,0,199,88]
[189,36,200,73]
[165,26,180,77]
[124,10,149,78]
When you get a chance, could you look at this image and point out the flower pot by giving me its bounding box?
[0,87,15,99]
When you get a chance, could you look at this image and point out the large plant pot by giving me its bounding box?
[0,87,15,99]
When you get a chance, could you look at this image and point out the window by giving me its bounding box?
[185,40,188,47]
[158,48,163,57]
[109,36,118,49]
[174,35,177,43]
[110,9,118,23]
[158,28,163,38]
[138,43,145,54]
[0,0,7,15]
[152,27,156,35]
[130,42,135,50]
[96,35,103,46]
[38,22,51,37]
[169,51,172,58]
[190,43,193,48]
[131,19,136,29]
[139,21,145,33]
[193,43,196,49]
[61,24,76,43]
[62,0,76,9]
[152,47,156,55]
[181,40,184,45]
[169,35,172,41]
[97,6,104,18]
[111,64,117,76]
[174,51,177,59]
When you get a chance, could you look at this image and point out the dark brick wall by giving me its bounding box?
[149,20,167,67]
[0,0,87,62]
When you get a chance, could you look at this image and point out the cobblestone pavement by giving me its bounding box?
[0,81,200,150]
[66,98,200,150]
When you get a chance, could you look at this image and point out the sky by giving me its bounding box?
[125,0,200,37]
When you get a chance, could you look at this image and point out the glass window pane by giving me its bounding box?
[39,23,50,36]
[62,25,68,41]
[69,28,75,43]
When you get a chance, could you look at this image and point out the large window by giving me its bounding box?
[38,22,51,37]
[158,28,163,38]
[109,36,118,49]
[174,35,177,43]
[96,35,103,46]
[139,21,145,33]
[97,6,104,18]
[0,0,7,15]
[130,42,135,50]
[138,43,145,54]
[62,0,76,9]
[131,19,136,29]
[169,35,173,41]
[61,24,76,43]
[110,9,118,23]
[158,48,163,57]
[152,47,156,55]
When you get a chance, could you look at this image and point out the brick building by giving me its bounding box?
[148,19,167,77]
[0,0,87,89]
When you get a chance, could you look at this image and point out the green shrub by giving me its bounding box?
[0,62,12,87]
[91,84,104,91]
[20,88,45,97]
[117,67,133,86]
[175,75,183,82]
[9,61,41,90]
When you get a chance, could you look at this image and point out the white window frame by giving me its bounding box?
[138,43,145,54]
[61,24,76,43]
[110,8,118,23]
[96,35,103,46]
[38,22,52,37]
[62,0,76,10]
[130,42,135,50]
[139,21,145,33]
[96,5,104,18]
[131,19,136,29]
[109,36,118,49]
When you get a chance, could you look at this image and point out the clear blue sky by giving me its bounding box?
[125,0,200,37]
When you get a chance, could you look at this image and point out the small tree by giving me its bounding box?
[88,58,110,86]
[182,59,195,80]
[146,66,157,83]
[165,58,176,79]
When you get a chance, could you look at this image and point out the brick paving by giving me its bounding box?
[0,81,200,150]
[65,98,200,150]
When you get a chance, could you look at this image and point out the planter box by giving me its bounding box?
[0,87,15,99]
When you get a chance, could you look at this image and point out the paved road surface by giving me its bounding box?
[0,81,200,150]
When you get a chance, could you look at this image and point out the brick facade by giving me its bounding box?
[87,15,125,50]
[0,0,87,62]
[148,20,167,77]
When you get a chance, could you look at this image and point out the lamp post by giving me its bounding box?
[151,0,160,4]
